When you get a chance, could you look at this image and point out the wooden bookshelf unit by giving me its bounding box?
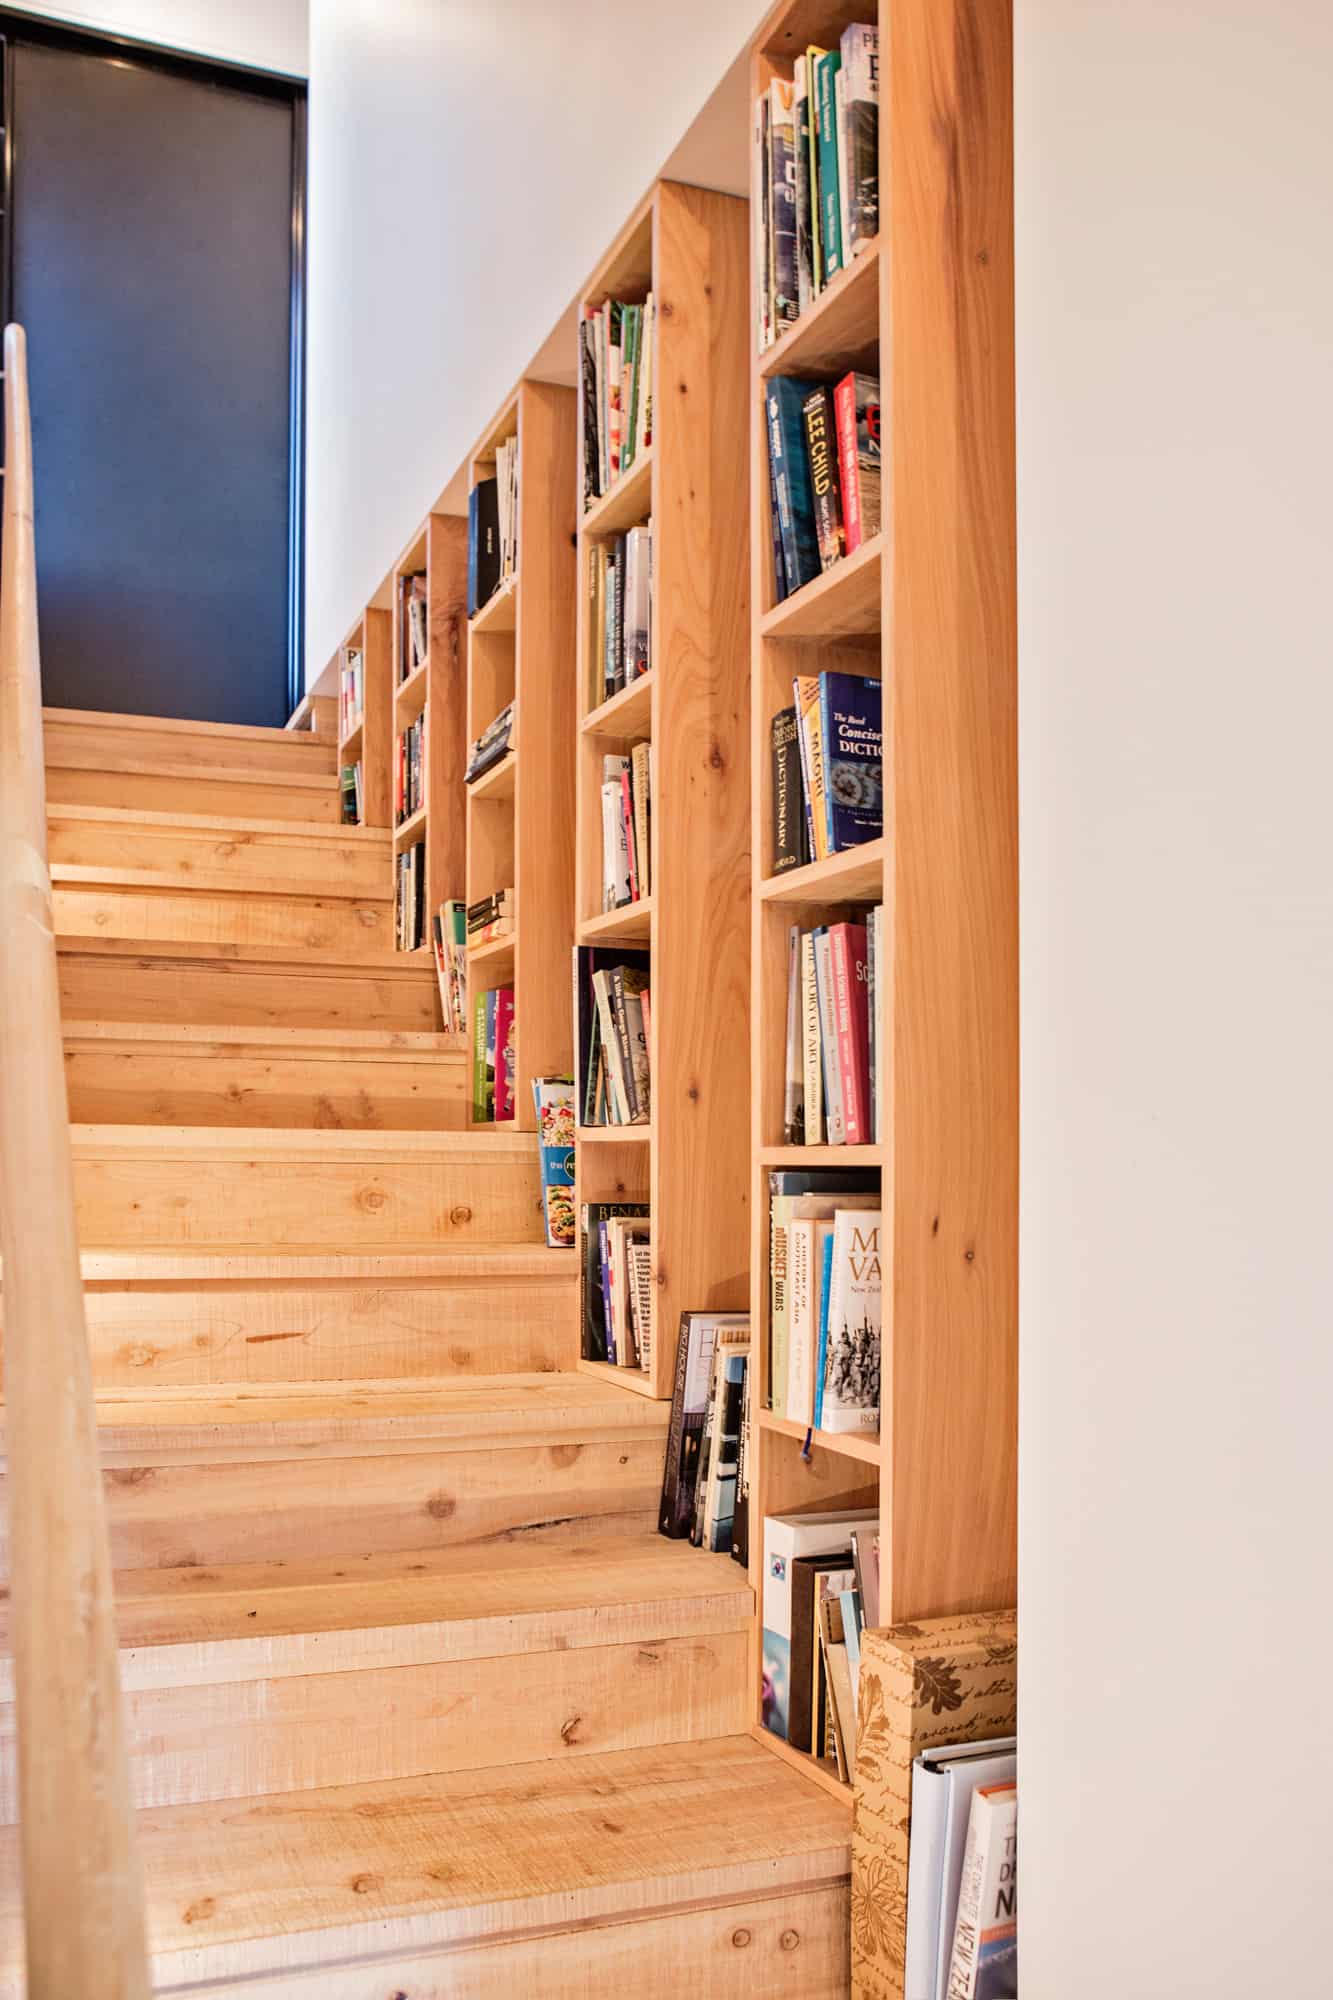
[745,0,1019,1819]
[573,179,751,1402]
[465,380,577,1130]
[390,513,468,951]
[335,613,389,829]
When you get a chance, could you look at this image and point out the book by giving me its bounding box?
[834,370,882,552]
[800,928,823,1145]
[770,705,809,875]
[573,946,650,1128]
[767,377,822,599]
[731,1350,752,1568]
[580,1200,649,1361]
[821,1208,881,1433]
[623,523,652,681]
[600,756,632,909]
[492,986,515,1121]
[829,921,871,1142]
[465,702,514,783]
[840,24,879,256]
[630,740,652,899]
[788,1552,854,1754]
[813,48,843,284]
[818,1584,857,1777]
[582,295,654,503]
[470,988,489,1121]
[793,57,815,314]
[768,79,799,339]
[819,672,883,852]
[783,924,804,1143]
[626,1236,654,1375]
[761,1507,875,1740]
[812,1226,836,1430]
[659,1312,747,1539]
[802,384,843,571]
[813,929,845,1143]
[904,1738,1017,2000]
[694,1324,749,1551]
[467,477,500,615]
[768,1184,878,1423]
[787,1214,834,1428]
[946,1783,1018,2000]
[531,1077,575,1248]
[793,674,827,860]
[754,89,772,351]
[851,1522,880,1631]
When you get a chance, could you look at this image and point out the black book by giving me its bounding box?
[770,706,809,874]
[730,1354,751,1568]
[802,385,843,571]
[468,476,501,616]
[579,320,600,506]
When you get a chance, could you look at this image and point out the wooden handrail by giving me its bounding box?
[0,325,151,1994]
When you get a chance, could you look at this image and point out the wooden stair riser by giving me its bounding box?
[46,764,342,823]
[70,1139,545,1250]
[48,810,389,897]
[54,881,392,955]
[0,1633,750,1818]
[63,1041,469,1130]
[58,947,440,1031]
[73,1276,580,1387]
[0,1433,663,1576]
[43,712,337,777]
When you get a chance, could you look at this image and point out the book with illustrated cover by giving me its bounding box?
[820,1208,882,1433]
[761,1506,875,1740]
[946,1783,1018,2000]
[492,987,515,1122]
[840,23,879,256]
[659,1311,747,1539]
[531,1078,575,1248]
[834,370,882,551]
[819,672,882,852]
[802,384,843,570]
[768,78,798,338]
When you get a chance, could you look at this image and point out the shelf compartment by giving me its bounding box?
[467,750,517,803]
[394,659,429,725]
[760,533,884,642]
[759,238,881,382]
[582,671,654,741]
[338,720,363,761]
[749,1724,851,1803]
[580,447,654,540]
[758,837,886,907]
[392,804,427,853]
[576,1357,664,1400]
[579,898,653,945]
[759,1408,881,1466]
[466,933,515,979]
[578,1122,652,1143]
[758,1143,882,1169]
[471,577,518,635]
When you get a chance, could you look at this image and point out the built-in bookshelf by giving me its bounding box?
[464,380,577,1130]
[746,0,1018,1821]
[336,613,389,828]
[390,514,468,954]
[573,179,751,1402]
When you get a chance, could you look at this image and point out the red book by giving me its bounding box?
[640,987,651,1055]
[834,373,864,554]
[493,986,516,1120]
[829,922,871,1143]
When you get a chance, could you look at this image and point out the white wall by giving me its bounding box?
[5,0,307,74]
[305,0,760,679]
[1016,2,1333,1993]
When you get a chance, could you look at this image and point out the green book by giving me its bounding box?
[813,49,843,283]
[471,987,490,1121]
[622,306,641,471]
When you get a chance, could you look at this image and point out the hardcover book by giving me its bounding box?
[841,24,880,256]
[946,1783,1017,2000]
[761,1507,876,1741]
[770,705,808,875]
[819,672,883,852]
[659,1311,748,1539]
[834,370,882,551]
[813,48,843,283]
[579,1200,649,1362]
[820,1208,882,1433]
[802,384,844,570]
[768,78,799,337]
[767,377,822,598]
[467,476,500,616]
[531,1077,575,1248]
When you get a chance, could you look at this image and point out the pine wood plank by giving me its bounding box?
[53,879,393,956]
[43,763,342,823]
[358,604,394,828]
[42,708,336,775]
[46,805,390,895]
[424,511,469,917]
[57,937,442,1031]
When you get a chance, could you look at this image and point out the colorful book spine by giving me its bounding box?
[802,384,843,572]
[767,377,822,598]
[813,50,843,283]
[840,23,880,255]
[818,672,883,852]
[471,988,489,1121]
[830,922,871,1144]
[493,986,515,1121]
[770,705,807,875]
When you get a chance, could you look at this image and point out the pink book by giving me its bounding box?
[829,922,870,1144]
[493,986,516,1121]
[834,372,863,553]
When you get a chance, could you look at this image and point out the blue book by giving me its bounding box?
[767,377,822,599]
[812,1227,836,1430]
[765,427,788,602]
[818,672,883,852]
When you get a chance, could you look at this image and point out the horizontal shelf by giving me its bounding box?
[759,237,881,382]
[758,1143,882,1168]
[582,670,654,740]
[338,720,363,760]
[760,532,884,642]
[466,933,515,974]
[578,1122,652,1143]
[579,898,653,945]
[394,659,429,723]
[576,1357,665,1401]
[467,750,517,802]
[749,1724,851,1804]
[759,1408,881,1467]
[580,446,655,539]
[392,804,427,853]
[758,836,886,907]
[471,577,518,635]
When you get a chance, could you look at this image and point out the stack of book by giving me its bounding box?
[580,1207,653,1372]
[585,522,652,706]
[394,845,425,951]
[781,911,883,1145]
[767,1168,882,1432]
[906,1740,1018,2000]
[761,1507,879,1780]
[579,296,655,506]
[754,24,879,352]
[574,945,650,1127]
[471,984,516,1122]
[467,887,513,947]
[395,715,425,824]
[599,746,652,910]
[430,901,467,1034]
[464,702,514,785]
[532,1077,576,1249]
[339,762,363,826]
[397,571,427,681]
[658,1312,750,1553]
[766,372,881,602]
[770,670,882,872]
[339,645,363,736]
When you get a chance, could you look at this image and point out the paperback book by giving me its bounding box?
[531,1077,576,1248]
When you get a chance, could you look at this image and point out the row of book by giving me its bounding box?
[467,442,518,618]
[465,702,513,785]
[782,912,882,1147]
[467,886,513,946]
[761,1506,878,1780]
[430,901,467,1036]
[768,1169,882,1432]
[771,671,883,871]
[599,745,652,911]
[339,761,363,827]
[471,984,515,1122]
[580,295,654,507]
[907,1742,1017,2000]
[658,1311,749,1554]
[394,844,425,951]
[580,1201,652,1372]
[339,644,364,738]
[532,1077,575,1249]
[586,522,652,709]
[755,24,879,352]
[767,371,881,603]
[395,714,425,824]
[574,946,650,1127]
[397,570,427,682]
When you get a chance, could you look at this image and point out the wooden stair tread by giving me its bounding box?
[57,933,436,974]
[0,1739,849,1984]
[48,802,388,841]
[74,1243,577,1281]
[42,705,334,750]
[68,1122,533,1160]
[63,1021,464,1056]
[52,861,392,901]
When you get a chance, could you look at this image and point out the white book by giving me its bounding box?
[761,1508,877,1744]
[626,1235,654,1375]
[904,1738,1017,2000]
[834,64,852,272]
[813,929,845,1143]
[820,1209,882,1433]
[600,766,631,910]
[590,968,631,1124]
[946,1783,1018,2000]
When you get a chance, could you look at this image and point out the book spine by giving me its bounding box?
[765,417,788,602]
[793,63,813,316]
[834,65,852,274]
[800,930,823,1144]
[813,930,845,1143]
[830,926,863,1145]
[770,705,805,875]
[609,970,639,1124]
[815,52,843,282]
[768,379,821,595]
[834,374,863,554]
[840,24,879,255]
[769,80,798,336]
[795,675,828,862]
[769,1200,791,1421]
[471,988,488,1122]
[493,987,515,1121]
[783,924,805,1144]
[802,384,843,572]
[658,1314,694,1537]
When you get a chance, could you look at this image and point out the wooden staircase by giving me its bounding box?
[0,709,852,1996]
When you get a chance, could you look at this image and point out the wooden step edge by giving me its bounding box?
[53,863,392,906]
[62,1022,465,1056]
[47,802,391,842]
[56,934,437,974]
[73,1243,576,1283]
[67,1123,535,1160]
[43,705,338,748]
[44,748,336,784]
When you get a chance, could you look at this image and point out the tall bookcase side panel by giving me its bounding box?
[512,381,578,1127]
[426,512,468,919]
[649,181,753,1400]
[360,606,393,829]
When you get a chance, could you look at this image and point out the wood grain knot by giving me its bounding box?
[350,1873,379,1895]
[731,1928,752,1949]
[123,1344,159,1369]
[449,1205,473,1225]
[560,1714,583,1745]
[600,1818,624,1836]
[424,1492,456,1521]
[108,1466,153,1487]
[780,1929,801,1951]
[549,1442,581,1467]
[356,1185,387,1212]
[182,1898,215,1925]
[964,1246,975,1263]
